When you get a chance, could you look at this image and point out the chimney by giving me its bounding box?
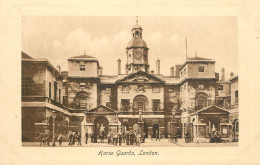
[117,58,121,75]
[170,66,175,76]
[175,65,181,77]
[99,67,103,76]
[156,59,160,75]
[151,70,154,75]
[56,65,61,73]
[230,72,234,78]
[221,67,225,81]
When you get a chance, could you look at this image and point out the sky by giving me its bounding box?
[22,16,238,78]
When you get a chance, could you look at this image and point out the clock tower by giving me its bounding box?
[125,21,149,74]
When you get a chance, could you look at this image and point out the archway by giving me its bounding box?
[94,116,109,143]
[133,95,148,113]
[22,116,35,142]
[152,124,159,138]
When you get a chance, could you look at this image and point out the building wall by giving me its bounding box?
[45,68,63,103]
[217,82,230,97]
[68,60,99,77]
[22,63,46,96]
[164,85,181,113]
[230,78,238,106]
[180,63,215,79]
[67,79,98,110]
[99,84,118,110]
[181,80,216,111]
[117,84,164,111]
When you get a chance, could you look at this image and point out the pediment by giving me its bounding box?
[87,105,117,114]
[116,71,165,84]
[194,105,230,115]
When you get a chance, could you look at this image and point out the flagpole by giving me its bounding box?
[185,37,188,60]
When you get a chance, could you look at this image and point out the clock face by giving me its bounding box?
[134,50,142,60]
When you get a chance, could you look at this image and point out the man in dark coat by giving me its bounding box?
[77,133,82,146]
[118,133,122,146]
[68,132,73,145]
[126,132,129,145]
[85,131,89,144]
[130,131,135,145]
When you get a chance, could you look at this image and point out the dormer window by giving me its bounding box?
[80,65,85,71]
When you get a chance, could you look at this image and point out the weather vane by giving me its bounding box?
[136,16,139,24]
[84,50,86,55]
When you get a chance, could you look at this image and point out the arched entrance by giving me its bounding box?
[22,116,35,142]
[133,95,148,113]
[152,124,159,138]
[94,116,109,143]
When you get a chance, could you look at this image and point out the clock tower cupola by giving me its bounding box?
[125,18,149,74]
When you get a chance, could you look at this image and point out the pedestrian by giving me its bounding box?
[136,132,141,146]
[77,133,82,146]
[85,130,89,144]
[45,131,50,146]
[130,131,135,145]
[156,130,159,141]
[58,134,63,146]
[68,132,73,145]
[142,132,145,143]
[150,132,153,141]
[118,132,122,146]
[126,131,129,145]
[39,132,44,146]
[196,135,199,144]
[72,132,76,145]
[113,132,117,146]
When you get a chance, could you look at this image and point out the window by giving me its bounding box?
[168,102,174,111]
[54,82,57,101]
[218,85,223,90]
[198,84,204,90]
[195,92,208,110]
[184,85,186,90]
[49,82,51,98]
[59,89,61,103]
[80,65,85,71]
[153,99,160,111]
[121,99,130,111]
[198,66,204,72]
[235,90,238,104]
[135,31,139,37]
[79,99,86,109]
[184,68,186,74]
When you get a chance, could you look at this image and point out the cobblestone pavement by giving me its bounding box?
[22,139,238,147]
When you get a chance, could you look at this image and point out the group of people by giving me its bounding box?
[68,131,82,146]
[38,130,51,146]
[125,130,145,146]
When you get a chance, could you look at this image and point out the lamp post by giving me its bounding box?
[170,108,176,142]
[52,111,57,146]
[137,108,144,134]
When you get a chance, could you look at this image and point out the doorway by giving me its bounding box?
[152,124,159,138]
[94,116,109,142]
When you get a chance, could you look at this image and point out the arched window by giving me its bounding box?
[135,31,139,37]
[195,92,208,110]
[76,91,88,109]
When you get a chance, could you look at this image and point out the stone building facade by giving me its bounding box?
[21,22,238,143]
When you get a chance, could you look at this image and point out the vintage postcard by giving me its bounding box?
[1,1,260,164]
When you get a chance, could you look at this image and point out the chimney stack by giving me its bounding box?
[156,59,160,75]
[230,72,234,78]
[170,66,175,76]
[56,65,61,73]
[221,67,225,81]
[117,58,121,75]
[99,67,103,76]
[151,70,154,75]
[175,65,181,77]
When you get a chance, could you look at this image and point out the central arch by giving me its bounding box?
[133,94,148,112]
[94,116,109,142]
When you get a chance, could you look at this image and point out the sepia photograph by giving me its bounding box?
[21,16,239,147]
